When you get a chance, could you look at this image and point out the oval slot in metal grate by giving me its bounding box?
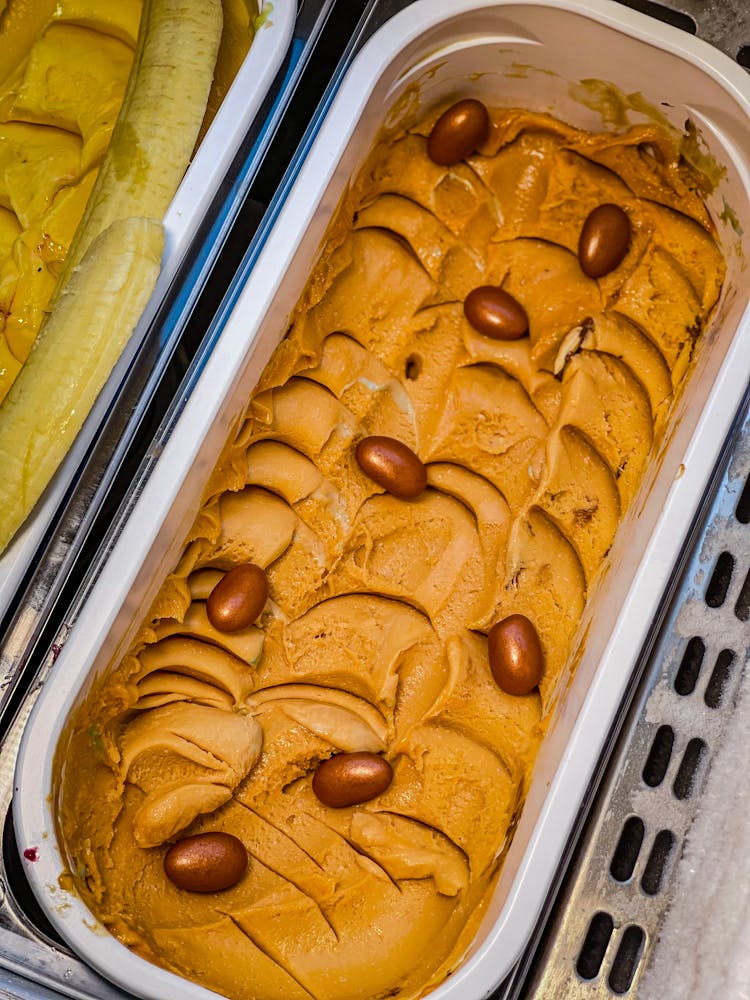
[610,817,645,883]
[705,551,735,607]
[608,925,645,994]
[674,636,705,695]
[733,566,750,621]
[672,738,707,801]
[735,472,750,522]
[643,725,674,787]
[576,911,614,980]
[640,830,676,897]
[704,649,735,709]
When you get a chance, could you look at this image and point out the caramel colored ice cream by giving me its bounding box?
[56,104,725,1000]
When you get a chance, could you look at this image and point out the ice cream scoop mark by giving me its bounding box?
[459,359,546,423]
[609,308,670,371]
[517,504,589,602]
[361,187,466,239]
[234,801,326,872]
[135,661,248,711]
[321,586,435,627]
[412,300,463,319]
[292,592,435,640]
[356,225,435,282]
[223,915,318,998]
[153,729,237,775]
[355,196,456,276]
[244,440,324,501]
[333,831,403,893]
[146,625,261,677]
[183,629,264,669]
[313,819,402,892]
[292,373,342,400]
[249,683,389,728]
[432,720,515,781]
[426,461,512,516]
[237,843,340,942]
[135,688,232,713]
[351,809,472,895]
[460,158,499,202]
[424,477,480,529]
[138,655,247,703]
[374,811,470,874]
[255,384,357,458]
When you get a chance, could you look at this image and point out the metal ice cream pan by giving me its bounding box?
[13,1,750,998]
[0,0,296,621]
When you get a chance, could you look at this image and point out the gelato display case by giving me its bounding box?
[0,1,749,999]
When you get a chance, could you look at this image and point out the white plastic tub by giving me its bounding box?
[14,1,750,998]
[0,0,295,621]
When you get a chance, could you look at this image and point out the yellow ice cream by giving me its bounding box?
[56,105,725,1000]
[0,0,256,552]
[0,0,257,403]
[0,0,141,402]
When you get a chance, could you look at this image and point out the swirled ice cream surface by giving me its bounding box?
[56,106,724,1000]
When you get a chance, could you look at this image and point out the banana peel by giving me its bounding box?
[0,0,224,553]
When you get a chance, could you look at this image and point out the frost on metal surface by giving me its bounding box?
[524,402,750,1000]
[641,666,750,1000]
[623,0,750,63]
[637,427,750,999]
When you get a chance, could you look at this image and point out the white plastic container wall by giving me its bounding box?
[14,2,750,998]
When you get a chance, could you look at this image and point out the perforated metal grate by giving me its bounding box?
[522,393,750,998]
